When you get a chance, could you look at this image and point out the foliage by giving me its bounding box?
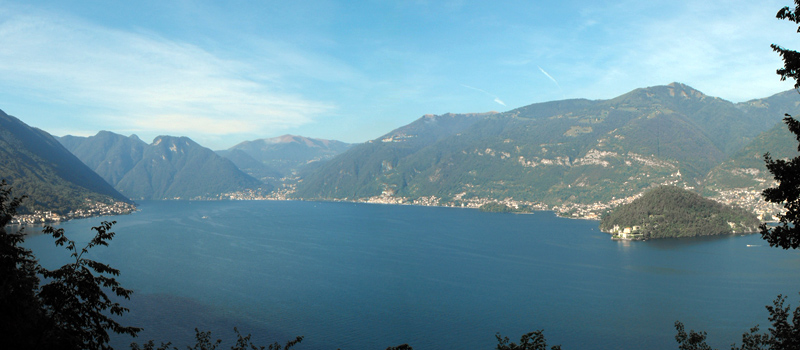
[479,202,515,213]
[760,116,800,249]
[39,221,141,349]
[1,180,307,350]
[0,181,58,349]
[0,110,131,214]
[0,181,140,350]
[130,328,303,350]
[600,186,760,239]
[674,322,713,350]
[674,3,800,349]
[675,294,800,350]
[760,0,800,249]
[495,330,561,350]
[772,2,800,90]
[384,344,413,350]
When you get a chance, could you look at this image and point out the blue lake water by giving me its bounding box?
[20,200,800,349]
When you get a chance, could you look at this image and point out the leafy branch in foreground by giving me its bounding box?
[761,0,800,249]
[675,294,800,350]
[0,181,140,350]
[38,221,141,350]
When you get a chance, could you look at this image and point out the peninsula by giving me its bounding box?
[599,186,760,240]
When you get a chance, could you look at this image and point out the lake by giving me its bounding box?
[21,200,800,349]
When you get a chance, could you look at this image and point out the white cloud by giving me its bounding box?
[0,10,334,137]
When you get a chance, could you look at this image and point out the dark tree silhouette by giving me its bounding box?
[495,330,561,350]
[675,294,800,350]
[0,180,140,350]
[772,2,800,90]
[760,0,800,249]
[38,221,141,350]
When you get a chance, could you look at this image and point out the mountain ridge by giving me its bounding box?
[0,110,132,214]
[59,132,265,200]
[292,83,800,218]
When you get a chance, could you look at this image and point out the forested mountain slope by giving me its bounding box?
[0,110,131,214]
[294,83,799,209]
[60,132,265,200]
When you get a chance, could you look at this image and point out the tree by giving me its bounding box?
[676,294,800,350]
[0,181,61,349]
[772,2,800,90]
[37,221,141,350]
[760,0,800,249]
[0,181,140,350]
[495,330,561,350]
[130,328,303,350]
[674,322,714,350]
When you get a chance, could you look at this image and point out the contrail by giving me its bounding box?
[537,66,560,87]
[537,65,564,98]
[461,84,506,106]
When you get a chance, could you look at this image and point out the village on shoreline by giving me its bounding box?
[12,183,780,232]
[9,200,137,227]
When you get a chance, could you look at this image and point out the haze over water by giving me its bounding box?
[23,200,800,349]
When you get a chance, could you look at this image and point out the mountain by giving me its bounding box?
[702,119,799,218]
[599,186,760,239]
[60,133,265,200]
[0,110,131,214]
[216,149,283,183]
[294,83,800,211]
[294,112,493,200]
[59,131,147,186]
[218,135,351,183]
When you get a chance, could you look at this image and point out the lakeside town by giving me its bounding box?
[9,199,137,226]
[11,181,781,229]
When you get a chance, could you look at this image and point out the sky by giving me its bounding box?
[0,0,798,150]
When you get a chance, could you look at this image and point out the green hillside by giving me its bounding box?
[59,131,147,185]
[60,133,267,200]
[599,186,760,239]
[294,83,797,211]
[0,110,131,214]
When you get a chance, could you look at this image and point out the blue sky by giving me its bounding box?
[0,0,797,150]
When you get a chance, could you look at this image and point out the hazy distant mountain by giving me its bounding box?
[60,133,265,200]
[218,135,351,182]
[59,131,147,186]
[0,110,130,214]
[216,148,283,183]
[295,83,800,207]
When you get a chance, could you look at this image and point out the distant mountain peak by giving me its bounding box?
[270,134,320,147]
[666,82,707,99]
[236,134,348,150]
[152,135,192,146]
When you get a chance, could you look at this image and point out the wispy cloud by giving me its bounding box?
[0,10,334,139]
[566,0,796,102]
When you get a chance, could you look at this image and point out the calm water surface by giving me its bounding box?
[22,200,800,349]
